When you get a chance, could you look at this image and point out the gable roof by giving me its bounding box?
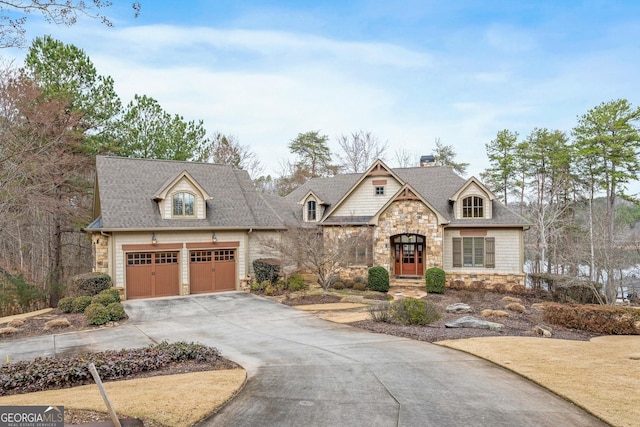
[449,176,497,202]
[152,170,212,201]
[89,156,287,231]
[282,165,529,227]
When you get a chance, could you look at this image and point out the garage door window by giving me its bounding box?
[214,249,235,261]
[127,253,152,265]
[191,250,212,263]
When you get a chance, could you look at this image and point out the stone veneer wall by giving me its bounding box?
[374,200,443,274]
[446,272,526,291]
[92,234,109,274]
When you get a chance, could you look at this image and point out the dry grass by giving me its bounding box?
[293,302,368,311]
[480,309,509,318]
[436,336,640,427]
[44,318,71,330]
[501,296,522,304]
[8,318,25,328]
[0,369,246,427]
[0,327,17,336]
[505,302,526,313]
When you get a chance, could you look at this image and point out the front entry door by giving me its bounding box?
[393,234,424,276]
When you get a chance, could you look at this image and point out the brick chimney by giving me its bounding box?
[420,155,435,167]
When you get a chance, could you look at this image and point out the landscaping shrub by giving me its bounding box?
[253,258,280,285]
[10,274,46,312]
[0,341,224,396]
[287,274,308,292]
[425,267,446,294]
[368,266,389,292]
[250,280,269,292]
[57,297,76,313]
[264,284,275,296]
[343,279,355,289]
[369,302,392,322]
[390,298,441,325]
[67,272,112,297]
[332,281,344,290]
[101,288,121,303]
[84,303,111,325]
[72,296,92,313]
[106,302,126,321]
[92,291,117,306]
[543,303,640,334]
[505,302,526,313]
[353,282,367,291]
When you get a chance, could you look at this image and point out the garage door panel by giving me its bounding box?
[190,250,214,294]
[214,249,236,291]
[126,251,179,299]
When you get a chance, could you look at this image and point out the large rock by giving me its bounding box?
[534,325,552,337]
[446,303,473,313]
[445,316,504,331]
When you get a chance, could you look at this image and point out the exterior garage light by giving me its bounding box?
[152,232,157,244]
[212,232,217,242]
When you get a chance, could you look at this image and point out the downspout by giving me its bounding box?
[245,229,253,286]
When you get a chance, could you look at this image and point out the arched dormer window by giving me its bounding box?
[173,192,195,217]
[307,200,317,221]
[462,196,483,218]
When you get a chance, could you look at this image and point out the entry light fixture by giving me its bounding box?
[152,232,157,244]
[212,232,217,242]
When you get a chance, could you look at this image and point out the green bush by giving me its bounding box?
[368,266,389,292]
[57,297,75,313]
[253,258,280,285]
[67,272,112,297]
[100,288,121,303]
[390,298,441,325]
[249,280,268,292]
[425,267,446,294]
[287,274,308,292]
[72,296,92,313]
[106,302,126,321]
[92,291,117,306]
[84,303,111,325]
[10,274,45,311]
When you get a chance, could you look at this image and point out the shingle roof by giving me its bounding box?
[282,166,529,227]
[90,157,528,231]
[90,156,287,230]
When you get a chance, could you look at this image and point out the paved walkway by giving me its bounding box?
[1,293,606,427]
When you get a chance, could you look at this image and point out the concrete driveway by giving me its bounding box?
[1,293,605,426]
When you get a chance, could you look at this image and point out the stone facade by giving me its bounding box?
[92,234,109,274]
[374,200,443,274]
[446,272,526,291]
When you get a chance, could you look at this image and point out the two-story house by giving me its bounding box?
[87,156,528,299]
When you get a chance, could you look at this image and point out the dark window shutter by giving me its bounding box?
[453,238,462,268]
[485,237,495,268]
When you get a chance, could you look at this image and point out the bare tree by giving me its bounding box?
[258,226,367,293]
[393,147,416,168]
[196,132,263,179]
[335,131,388,173]
[0,0,141,48]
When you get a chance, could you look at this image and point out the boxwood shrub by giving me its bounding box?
[57,297,75,313]
[425,267,446,294]
[67,272,112,297]
[368,266,389,292]
[253,258,281,285]
[106,302,126,321]
[84,303,111,325]
[72,295,93,313]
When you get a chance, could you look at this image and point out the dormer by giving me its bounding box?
[450,177,496,220]
[298,190,326,222]
[153,171,212,220]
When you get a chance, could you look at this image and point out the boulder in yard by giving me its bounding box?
[445,316,504,331]
[446,303,473,313]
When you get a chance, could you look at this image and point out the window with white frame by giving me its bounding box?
[307,200,317,221]
[462,196,484,218]
[172,192,195,217]
[374,186,385,196]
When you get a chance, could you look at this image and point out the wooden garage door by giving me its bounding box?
[126,252,180,299]
[190,249,236,294]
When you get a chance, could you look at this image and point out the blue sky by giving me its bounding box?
[3,0,640,192]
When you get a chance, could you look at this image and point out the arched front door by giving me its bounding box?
[393,234,424,276]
